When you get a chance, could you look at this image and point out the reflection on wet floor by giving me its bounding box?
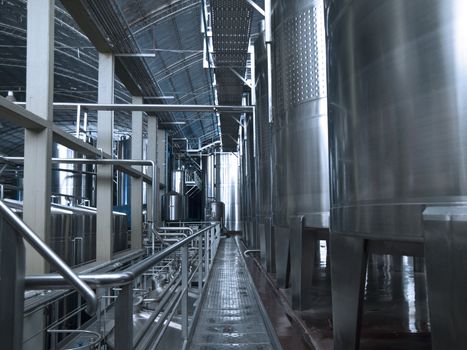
[305,242,431,349]
[248,240,432,350]
[190,238,276,350]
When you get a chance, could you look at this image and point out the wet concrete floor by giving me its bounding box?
[244,241,432,350]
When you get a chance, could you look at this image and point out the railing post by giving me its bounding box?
[198,234,203,295]
[114,285,133,350]
[0,218,25,350]
[181,245,189,340]
[209,228,214,268]
[204,230,209,279]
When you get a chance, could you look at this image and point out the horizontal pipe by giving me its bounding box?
[14,102,254,114]
[25,224,217,289]
[243,249,261,257]
[0,200,98,315]
[1,157,160,230]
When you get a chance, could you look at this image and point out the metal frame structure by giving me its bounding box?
[25,223,222,350]
[0,200,98,350]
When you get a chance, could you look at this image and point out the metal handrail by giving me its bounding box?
[0,200,98,315]
[47,329,102,350]
[25,224,217,289]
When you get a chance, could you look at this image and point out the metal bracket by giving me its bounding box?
[229,67,252,88]
[245,0,265,17]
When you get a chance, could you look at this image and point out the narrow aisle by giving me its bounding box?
[189,237,278,350]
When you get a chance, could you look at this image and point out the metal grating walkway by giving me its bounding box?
[189,237,277,350]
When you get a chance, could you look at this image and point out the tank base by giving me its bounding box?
[290,215,329,310]
[330,233,367,350]
[274,225,290,288]
[424,206,467,350]
[259,217,276,273]
[331,207,467,350]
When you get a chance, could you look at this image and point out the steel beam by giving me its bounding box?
[0,97,48,130]
[96,53,115,261]
[131,96,143,249]
[60,0,143,97]
[23,0,54,275]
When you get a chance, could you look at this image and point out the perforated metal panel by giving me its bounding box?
[283,3,327,107]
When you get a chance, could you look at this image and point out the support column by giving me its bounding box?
[330,233,367,350]
[274,225,290,288]
[96,53,115,261]
[131,96,143,249]
[290,216,315,310]
[146,117,158,225]
[424,206,467,350]
[24,0,54,274]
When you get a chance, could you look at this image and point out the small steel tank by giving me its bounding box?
[208,201,225,222]
[326,0,467,348]
[162,191,186,222]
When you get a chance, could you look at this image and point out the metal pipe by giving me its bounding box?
[157,226,194,236]
[187,140,222,153]
[2,157,160,232]
[47,329,102,350]
[25,224,218,289]
[243,249,260,257]
[14,102,254,114]
[172,138,221,154]
[265,0,273,123]
[0,200,98,315]
[75,104,81,137]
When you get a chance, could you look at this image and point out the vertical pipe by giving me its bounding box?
[198,234,204,294]
[131,96,143,249]
[265,0,273,124]
[204,230,209,278]
[181,245,188,340]
[147,117,158,227]
[75,104,81,137]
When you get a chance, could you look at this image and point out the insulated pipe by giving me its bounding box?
[1,157,162,241]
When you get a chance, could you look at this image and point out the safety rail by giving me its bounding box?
[0,200,98,350]
[25,222,222,350]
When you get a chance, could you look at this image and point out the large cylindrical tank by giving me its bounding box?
[161,191,186,221]
[52,144,95,206]
[255,28,272,224]
[216,153,241,231]
[325,0,467,240]
[3,200,127,266]
[272,0,330,228]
